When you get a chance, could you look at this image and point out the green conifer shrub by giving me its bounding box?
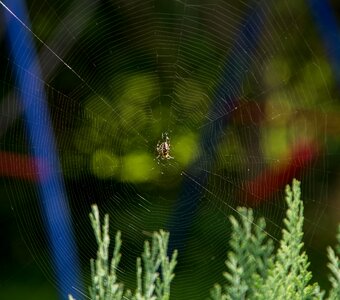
[70,180,340,299]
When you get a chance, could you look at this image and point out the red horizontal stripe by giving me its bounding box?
[244,141,319,206]
[0,152,44,181]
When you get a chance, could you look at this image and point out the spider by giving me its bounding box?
[156,133,174,160]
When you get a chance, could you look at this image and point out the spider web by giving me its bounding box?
[1,0,339,299]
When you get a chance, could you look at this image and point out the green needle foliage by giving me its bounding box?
[88,205,125,300]
[260,180,323,300]
[69,205,177,300]
[70,180,340,299]
[211,179,340,300]
[210,207,273,300]
[135,230,177,300]
[327,226,340,300]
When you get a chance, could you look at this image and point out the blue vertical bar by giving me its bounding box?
[2,0,83,299]
[168,2,266,254]
[308,0,340,86]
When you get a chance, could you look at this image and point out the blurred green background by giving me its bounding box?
[1,0,340,299]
